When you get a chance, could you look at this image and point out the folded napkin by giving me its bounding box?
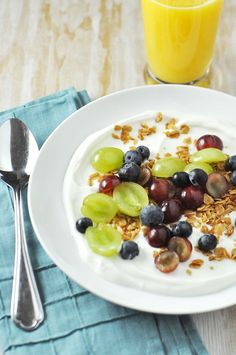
[0,87,208,355]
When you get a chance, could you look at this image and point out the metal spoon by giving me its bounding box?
[0,118,44,331]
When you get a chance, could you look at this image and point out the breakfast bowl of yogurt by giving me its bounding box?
[28,85,236,314]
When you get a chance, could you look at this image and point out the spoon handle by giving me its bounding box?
[11,186,44,331]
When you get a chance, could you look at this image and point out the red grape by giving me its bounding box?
[155,251,179,273]
[99,175,120,194]
[149,178,176,204]
[168,237,192,262]
[161,199,182,224]
[138,167,152,187]
[147,225,171,248]
[196,135,223,151]
[180,186,204,210]
[206,172,228,198]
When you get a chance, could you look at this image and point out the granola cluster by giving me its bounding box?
[111,215,141,241]
[176,145,191,164]
[164,118,190,139]
[112,120,157,145]
[195,246,236,262]
[155,112,163,123]
[138,122,156,141]
[112,124,137,144]
[189,259,204,269]
[185,191,236,238]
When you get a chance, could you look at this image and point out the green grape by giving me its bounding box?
[190,148,227,164]
[86,224,122,256]
[91,147,124,173]
[184,162,213,175]
[113,182,149,217]
[152,157,186,178]
[81,193,118,223]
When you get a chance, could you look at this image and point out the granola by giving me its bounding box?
[189,259,204,269]
[112,124,137,144]
[111,215,141,241]
[163,118,190,139]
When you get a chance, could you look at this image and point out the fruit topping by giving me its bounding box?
[81,193,118,223]
[172,172,190,188]
[196,135,223,151]
[231,170,236,187]
[148,225,171,248]
[152,157,186,178]
[119,240,139,260]
[113,182,149,217]
[99,175,120,194]
[83,118,234,270]
[189,168,208,187]
[225,155,236,171]
[184,162,213,175]
[180,186,204,210]
[206,172,228,198]
[91,147,124,173]
[161,199,182,224]
[118,162,140,182]
[136,145,150,160]
[190,148,227,164]
[85,224,122,256]
[76,217,93,234]
[124,150,143,166]
[154,251,179,273]
[168,237,192,262]
[137,167,152,187]
[149,178,176,204]
[172,221,193,238]
[140,204,164,227]
[198,234,217,252]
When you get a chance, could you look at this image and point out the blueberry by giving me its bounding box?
[189,169,208,187]
[136,146,150,160]
[231,170,236,186]
[225,155,236,171]
[172,172,190,188]
[76,217,93,234]
[118,162,140,182]
[172,221,193,238]
[124,150,142,166]
[119,241,139,260]
[140,204,164,227]
[198,234,217,252]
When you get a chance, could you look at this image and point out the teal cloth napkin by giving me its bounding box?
[0,87,208,355]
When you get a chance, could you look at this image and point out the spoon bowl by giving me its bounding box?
[0,118,38,187]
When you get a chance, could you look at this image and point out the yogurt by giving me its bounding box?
[63,112,236,296]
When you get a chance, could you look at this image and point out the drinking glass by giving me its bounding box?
[141,0,224,85]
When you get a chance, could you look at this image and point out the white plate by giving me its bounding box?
[28,85,236,314]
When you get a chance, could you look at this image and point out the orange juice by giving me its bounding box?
[141,0,223,83]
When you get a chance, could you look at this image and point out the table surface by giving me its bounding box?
[1,1,236,354]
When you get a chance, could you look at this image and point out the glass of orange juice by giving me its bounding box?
[141,0,224,85]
